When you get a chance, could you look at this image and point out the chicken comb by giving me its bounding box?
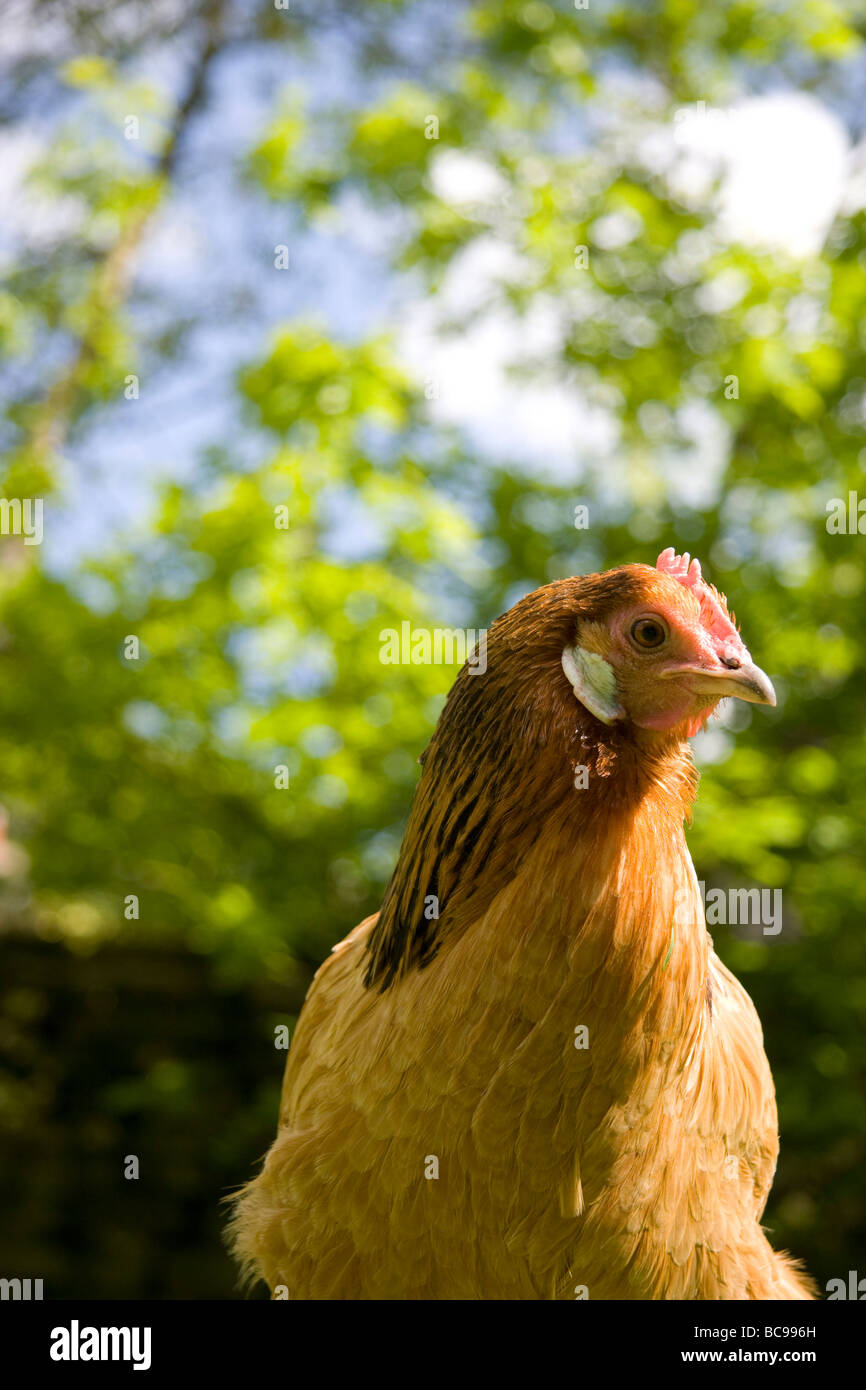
[656,547,738,641]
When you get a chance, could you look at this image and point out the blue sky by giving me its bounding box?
[2,11,865,577]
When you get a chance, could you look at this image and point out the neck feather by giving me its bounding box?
[363,670,700,990]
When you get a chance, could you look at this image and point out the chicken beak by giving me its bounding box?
[678,660,777,707]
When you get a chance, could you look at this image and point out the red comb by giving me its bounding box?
[656,547,737,642]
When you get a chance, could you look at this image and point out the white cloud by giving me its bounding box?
[400,236,617,480]
[0,128,87,256]
[400,95,850,482]
[428,149,509,209]
[675,93,849,259]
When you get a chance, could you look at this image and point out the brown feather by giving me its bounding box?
[228,564,815,1300]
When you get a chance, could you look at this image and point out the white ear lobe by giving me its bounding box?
[562,645,624,725]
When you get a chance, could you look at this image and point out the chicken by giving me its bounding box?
[229,549,814,1300]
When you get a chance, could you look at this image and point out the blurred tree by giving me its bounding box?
[1,0,865,1295]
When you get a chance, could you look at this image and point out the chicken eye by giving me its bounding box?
[630,616,668,649]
